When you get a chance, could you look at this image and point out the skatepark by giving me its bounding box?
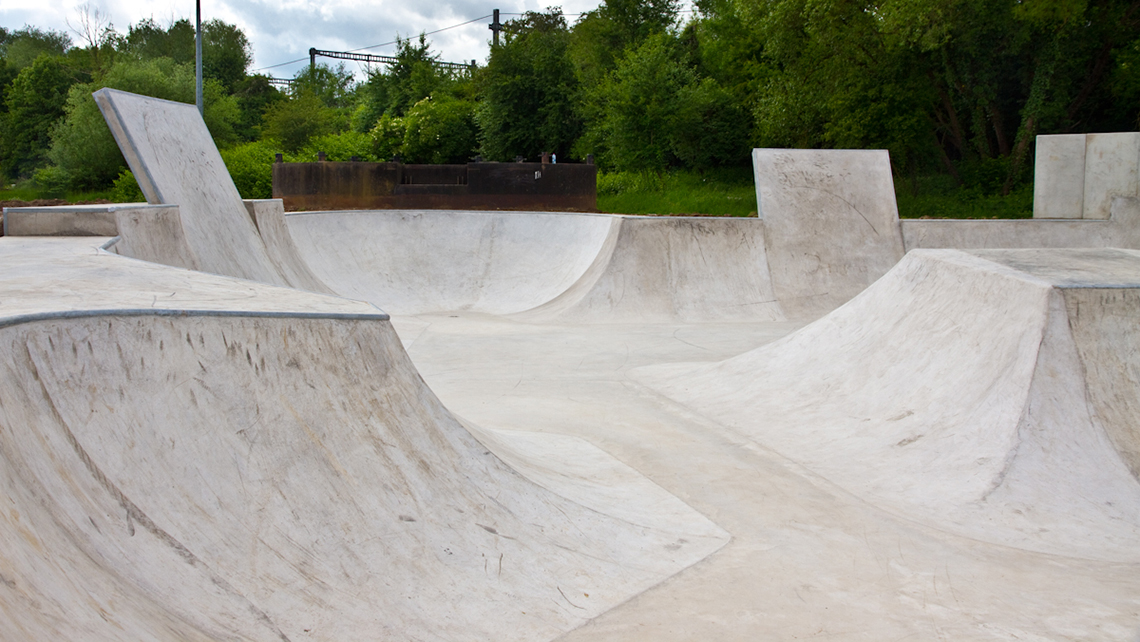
[2,89,1140,640]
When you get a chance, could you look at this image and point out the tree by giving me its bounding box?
[67,2,118,71]
[262,91,344,152]
[1,26,71,71]
[1,54,77,178]
[290,62,355,108]
[401,97,478,163]
[47,57,239,190]
[233,74,284,141]
[569,0,680,89]
[355,34,470,131]
[476,10,582,161]
[202,19,252,93]
[122,17,251,92]
[587,32,696,170]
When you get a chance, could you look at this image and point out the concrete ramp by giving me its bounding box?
[285,210,615,315]
[94,88,288,286]
[634,248,1140,561]
[285,210,783,322]
[0,239,727,641]
[514,216,783,323]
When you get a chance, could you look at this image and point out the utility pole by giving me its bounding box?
[488,9,502,47]
[195,0,203,116]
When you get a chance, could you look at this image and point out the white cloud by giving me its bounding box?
[3,0,692,81]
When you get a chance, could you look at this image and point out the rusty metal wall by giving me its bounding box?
[273,161,597,212]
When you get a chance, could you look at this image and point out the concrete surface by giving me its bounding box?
[2,90,1139,640]
[1033,132,1140,219]
[753,148,905,318]
[286,210,782,322]
[1034,133,1086,218]
[0,238,727,642]
[3,203,122,237]
[634,248,1140,562]
[94,88,288,286]
[1085,133,1140,220]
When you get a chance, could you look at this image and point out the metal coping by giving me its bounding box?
[0,307,390,331]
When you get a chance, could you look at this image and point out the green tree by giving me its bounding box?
[122,17,251,92]
[1,54,77,178]
[476,10,582,161]
[202,19,252,92]
[355,34,470,130]
[400,97,478,164]
[233,74,284,141]
[290,62,355,108]
[1,26,71,71]
[262,91,345,152]
[46,57,239,190]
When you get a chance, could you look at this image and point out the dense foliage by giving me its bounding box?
[2,0,1138,202]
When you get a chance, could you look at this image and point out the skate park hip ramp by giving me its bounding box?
[2,88,1140,640]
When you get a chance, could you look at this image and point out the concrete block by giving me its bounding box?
[1083,132,1140,220]
[3,204,121,237]
[1033,134,1085,219]
[93,88,287,285]
[753,148,904,319]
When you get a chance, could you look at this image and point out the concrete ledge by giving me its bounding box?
[2,203,158,237]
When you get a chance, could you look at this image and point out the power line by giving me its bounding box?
[252,9,597,73]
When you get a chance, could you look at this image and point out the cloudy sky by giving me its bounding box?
[1,0,669,80]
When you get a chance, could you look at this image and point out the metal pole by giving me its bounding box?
[195,0,203,116]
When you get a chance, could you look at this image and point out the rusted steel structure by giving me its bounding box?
[273,160,598,212]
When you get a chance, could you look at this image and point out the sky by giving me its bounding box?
[0,0,672,81]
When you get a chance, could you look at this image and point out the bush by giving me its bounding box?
[295,130,375,162]
[219,140,276,199]
[47,57,239,190]
[400,97,478,164]
[110,169,145,202]
[369,114,405,161]
[262,92,347,153]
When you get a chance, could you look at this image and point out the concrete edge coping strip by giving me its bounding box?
[0,308,390,331]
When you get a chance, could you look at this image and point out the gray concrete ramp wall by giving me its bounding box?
[634,248,1140,562]
[1034,132,1140,219]
[0,238,728,641]
[285,210,616,315]
[753,148,905,319]
[93,88,288,286]
[516,216,784,323]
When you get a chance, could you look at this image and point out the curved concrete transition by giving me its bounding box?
[0,238,726,641]
[2,88,1139,640]
[634,248,1140,561]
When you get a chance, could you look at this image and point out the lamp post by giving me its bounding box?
[195,0,203,116]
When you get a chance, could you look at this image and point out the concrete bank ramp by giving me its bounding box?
[286,210,783,321]
[634,248,1140,561]
[0,238,727,641]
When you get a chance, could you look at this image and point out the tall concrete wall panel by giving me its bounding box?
[1084,132,1140,220]
[753,148,904,319]
[1033,132,1140,219]
[1033,134,1086,219]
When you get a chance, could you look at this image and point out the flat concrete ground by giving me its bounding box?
[394,314,1140,641]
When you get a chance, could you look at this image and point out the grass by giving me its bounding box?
[597,167,758,217]
[1,179,115,204]
[894,173,1033,220]
[597,166,1034,219]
